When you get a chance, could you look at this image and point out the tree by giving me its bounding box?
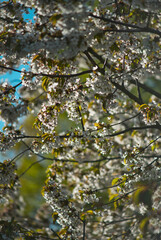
[0,0,161,239]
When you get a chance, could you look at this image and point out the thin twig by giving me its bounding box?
[103,216,136,226]
[77,105,85,132]
[8,147,30,165]
[129,78,161,99]
[0,82,22,96]
[135,79,143,103]
[50,229,62,240]
[82,219,86,240]
[110,113,141,127]
[91,180,125,192]
[102,126,161,138]
[0,1,12,9]
[104,189,136,206]
[86,189,136,211]
[18,158,47,178]
[134,135,161,157]
[145,157,160,168]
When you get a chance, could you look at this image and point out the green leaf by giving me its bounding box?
[52,212,58,223]
[50,13,62,26]
[94,122,103,130]
[139,104,148,110]
[47,58,53,69]
[112,177,119,186]
[109,193,118,201]
[131,130,137,137]
[140,217,149,233]
[32,54,40,62]
[86,210,94,215]
[42,76,49,91]
[133,186,152,208]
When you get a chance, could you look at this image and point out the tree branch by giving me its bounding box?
[104,126,161,138]
[82,219,86,240]
[0,65,93,79]
[84,50,105,74]
[89,13,141,29]
[13,124,161,141]
[110,79,144,104]
[103,28,161,37]
[87,47,112,69]
[129,78,161,99]
[89,14,161,37]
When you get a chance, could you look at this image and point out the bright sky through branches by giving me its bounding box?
[0,2,35,130]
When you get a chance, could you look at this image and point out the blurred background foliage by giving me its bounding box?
[0,108,77,216]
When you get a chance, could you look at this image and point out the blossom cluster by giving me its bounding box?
[0,0,161,239]
[43,165,82,239]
